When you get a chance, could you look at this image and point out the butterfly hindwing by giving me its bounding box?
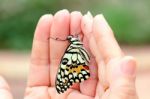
[55,36,90,94]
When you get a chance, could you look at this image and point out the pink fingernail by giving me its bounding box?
[83,12,93,35]
[121,58,136,76]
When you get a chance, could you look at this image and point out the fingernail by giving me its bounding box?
[94,14,105,21]
[82,11,93,35]
[95,14,111,28]
[86,11,93,19]
[55,9,69,16]
[61,9,69,12]
[121,57,136,76]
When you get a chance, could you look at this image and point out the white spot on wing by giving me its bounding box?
[81,78,84,82]
[70,79,74,83]
[67,83,70,86]
[79,48,90,63]
[85,75,89,79]
[61,64,66,69]
[78,53,85,63]
[69,74,72,79]
[72,54,77,62]
[78,74,83,78]
[57,74,61,79]
[75,79,79,82]
[82,71,87,75]
[62,78,66,83]
[61,71,64,77]
[64,70,69,75]
[63,53,72,65]
[56,86,61,90]
[73,72,77,77]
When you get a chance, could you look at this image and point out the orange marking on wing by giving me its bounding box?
[68,65,85,74]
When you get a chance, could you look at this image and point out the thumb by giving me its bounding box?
[107,56,138,99]
[0,76,13,99]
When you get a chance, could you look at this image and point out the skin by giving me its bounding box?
[0,10,138,99]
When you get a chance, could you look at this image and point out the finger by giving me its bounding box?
[48,88,93,99]
[93,14,123,64]
[70,11,83,90]
[80,12,98,96]
[0,76,13,99]
[28,14,53,87]
[70,11,82,36]
[107,56,138,99]
[92,14,123,93]
[50,10,70,86]
[48,87,74,99]
[81,12,100,59]
[67,90,93,99]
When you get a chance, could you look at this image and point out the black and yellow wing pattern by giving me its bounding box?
[55,36,90,94]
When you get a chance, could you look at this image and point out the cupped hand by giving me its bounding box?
[0,10,138,99]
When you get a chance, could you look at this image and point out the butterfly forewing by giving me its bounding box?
[55,36,90,94]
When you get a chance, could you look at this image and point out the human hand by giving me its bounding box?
[0,10,138,99]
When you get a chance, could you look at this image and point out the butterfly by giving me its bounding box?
[55,35,90,94]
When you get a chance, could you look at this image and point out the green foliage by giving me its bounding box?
[0,0,61,50]
[0,0,150,50]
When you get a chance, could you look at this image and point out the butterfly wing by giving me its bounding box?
[55,45,90,94]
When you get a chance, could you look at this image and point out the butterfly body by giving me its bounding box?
[55,36,90,94]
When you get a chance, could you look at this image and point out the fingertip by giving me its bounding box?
[93,14,104,31]
[93,14,122,64]
[35,14,53,41]
[70,11,82,35]
[37,14,53,29]
[93,14,111,32]
[109,57,137,99]
[86,11,93,19]
[94,14,104,20]
[121,56,137,76]
[39,14,53,22]
[81,12,93,39]
[123,56,137,65]
[51,9,70,38]
[94,14,106,24]
[71,11,82,16]
[54,9,70,19]
[93,14,114,37]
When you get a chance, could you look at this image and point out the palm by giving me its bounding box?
[0,10,133,99]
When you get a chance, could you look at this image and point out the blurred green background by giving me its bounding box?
[0,0,150,50]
